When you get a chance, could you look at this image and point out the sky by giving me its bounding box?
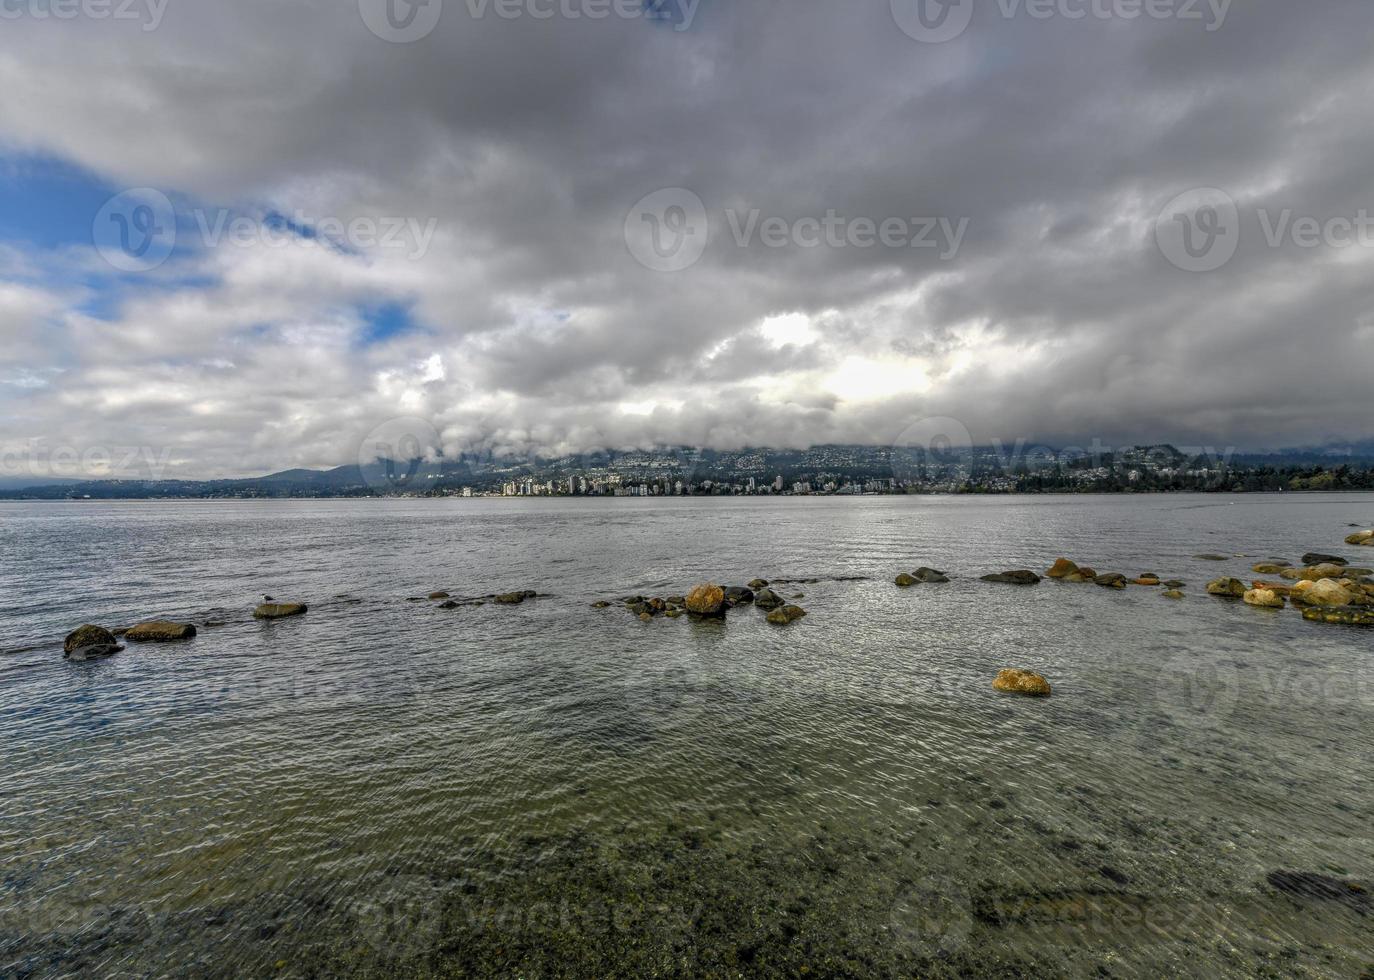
[1,0,1373,480]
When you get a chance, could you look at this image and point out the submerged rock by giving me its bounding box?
[1163,579,1187,589]
[62,624,123,660]
[981,570,1041,586]
[494,591,537,605]
[754,588,784,610]
[1302,606,1374,627]
[124,621,198,642]
[1046,558,1078,579]
[1266,871,1371,912]
[253,602,308,620]
[428,591,451,600]
[1162,590,1186,600]
[895,573,917,587]
[1094,573,1128,590]
[1195,554,1230,562]
[724,587,755,606]
[1243,589,1286,610]
[1205,578,1246,599]
[1252,563,1289,575]
[685,583,727,618]
[992,669,1052,697]
[591,601,612,609]
[747,579,769,590]
[913,567,950,583]
[766,604,807,625]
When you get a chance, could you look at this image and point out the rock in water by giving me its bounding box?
[753,588,783,610]
[981,571,1042,586]
[254,602,308,620]
[747,579,769,590]
[685,583,726,618]
[1194,554,1230,561]
[1243,589,1286,610]
[1132,575,1161,586]
[992,669,1052,697]
[1297,579,1356,607]
[766,604,807,625]
[124,621,198,642]
[1301,553,1346,567]
[914,567,950,583]
[1162,590,1186,600]
[1205,578,1246,598]
[63,624,123,660]
[1302,606,1374,627]
[895,573,918,587]
[1046,558,1078,579]
[428,591,451,600]
[1252,563,1289,575]
[724,587,755,606]
[1344,530,1373,546]
[1094,573,1128,590]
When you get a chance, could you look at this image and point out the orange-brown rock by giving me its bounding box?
[993,669,1052,697]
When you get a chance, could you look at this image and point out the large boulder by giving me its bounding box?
[125,621,198,642]
[765,604,807,625]
[1243,589,1286,610]
[254,602,308,619]
[1046,558,1078,579]
[1094,573,1128,590]
[685,583,727,618]
[753,588,784,610]
[1206,578,1247,598]
[981,570,1041,586]
[1297,579,1356,607]
[992,669,1052,697]
[63,625,123,660]
[1302,606,1374,627]
[1345,530,1373,546]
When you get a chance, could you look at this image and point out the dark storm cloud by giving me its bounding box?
[0,0,1371,478]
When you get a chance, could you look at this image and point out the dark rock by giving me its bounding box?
[1195,554,1230,561]
[754,589,784,610]
[913,567,950,583]
[124,621,197,642]
[895,573,917,587]
[747,579,769,590]
[1163,580,1186,588]
[428,591,451,600]
[1095,573,1128,590]
[1301,553,1347,567]
[724,587,755,606]
[591,601,612,609]
[981,570,1041,585]
[1205,578,1246,598]
[494,592,529,605]
[64,624,117,654]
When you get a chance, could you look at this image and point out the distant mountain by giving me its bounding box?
[0,476,80,490]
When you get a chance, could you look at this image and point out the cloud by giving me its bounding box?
[1,0,1373,478]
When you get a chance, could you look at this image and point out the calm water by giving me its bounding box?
[2,495,1373,977]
